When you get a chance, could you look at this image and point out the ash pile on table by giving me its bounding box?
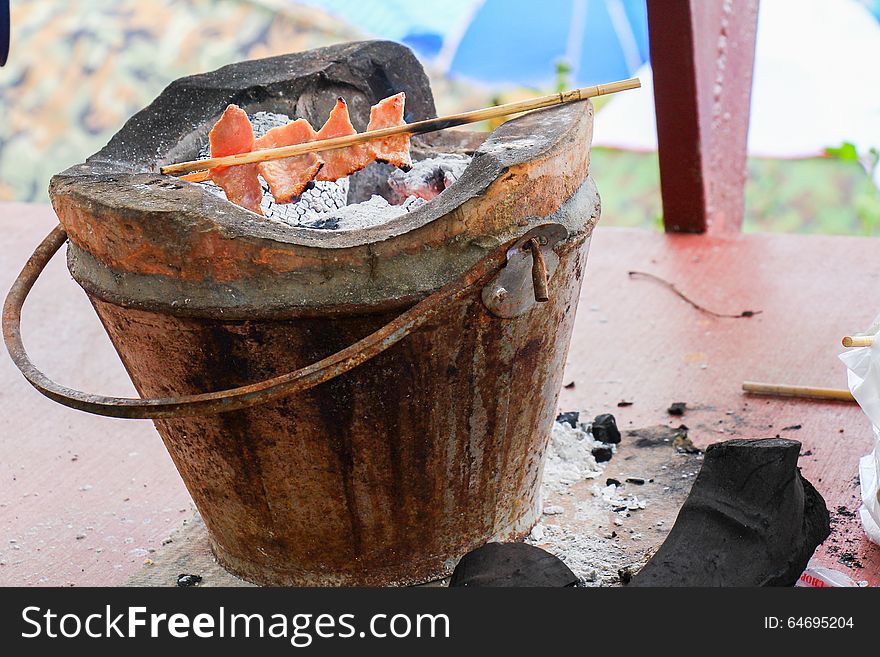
[541,420,606,492]
[527,413,653,586]
[197,111,471,230]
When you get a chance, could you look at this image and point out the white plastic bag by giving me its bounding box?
[839,319,880,546]
[797,564,867,587]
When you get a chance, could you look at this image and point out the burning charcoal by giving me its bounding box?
[591,445,613,463]
[591,413,621,444]
[555,411,579,428]
[667,402,687,416]
[176,573,202,587]
[449,542,578,587]
[387,154,470,202]
[629,439,831,587]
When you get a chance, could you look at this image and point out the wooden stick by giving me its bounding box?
[842,335,874,348]
[180,170,211,183]
[160,78,641,178]
[742,381,855,403]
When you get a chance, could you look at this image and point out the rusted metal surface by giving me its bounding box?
[647,0,758,233]
[3,217,593,584]
[84,234,590,586]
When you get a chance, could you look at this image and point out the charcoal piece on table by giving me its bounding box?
[176,573,202,587]
[667,402,687,416]
[592,445,613,463]
[591,413,621,444]
[555,411,580,428]
[449,542,578,587]
[629,438,831,587]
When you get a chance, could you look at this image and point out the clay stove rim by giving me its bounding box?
[48,41,590,251]
[51,107,587,251]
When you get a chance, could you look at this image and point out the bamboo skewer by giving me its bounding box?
[742,381,855,403]
[741,333,877,403]
[161,77,641,181]
[842,335,874,348]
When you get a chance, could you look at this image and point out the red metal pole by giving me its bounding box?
[647,0,759,233]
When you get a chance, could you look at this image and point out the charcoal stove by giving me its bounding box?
[4,41,601,586]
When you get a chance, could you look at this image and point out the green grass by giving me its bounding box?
[589,147,880,236]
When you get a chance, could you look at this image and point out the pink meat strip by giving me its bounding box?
[208,104,263,215]
[255,119,323,204]
[315,98,373,181]
[366,92,411,170]
[204,94,413,211]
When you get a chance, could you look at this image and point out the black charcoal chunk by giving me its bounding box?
[177,574,202,587]
[667,402,687,416]
[592,445,613,463]
[555,411,580,428]
[629,438,831,587]
[591,413,621,444]
[302,217,340,230]
[449,542,578,587]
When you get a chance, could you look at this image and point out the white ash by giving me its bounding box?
[315,194,428,231]
[194,111,464,230]
[525,420,650,585]
[387,154,470,202]
[526,522,638,587]
[599,483,648,513]
[542,421,607,492]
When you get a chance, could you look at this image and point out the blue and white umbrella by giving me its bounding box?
[441,0,649,87]
[299,0,648,87]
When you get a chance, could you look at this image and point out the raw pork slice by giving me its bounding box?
[255,119,323,203]
[208,104,263,215]
[315,98,373,181]
[367,92,411,170]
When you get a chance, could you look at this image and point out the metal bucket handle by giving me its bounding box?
[3,223,565,420]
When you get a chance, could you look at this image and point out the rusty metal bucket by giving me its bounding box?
[3,42,600,585]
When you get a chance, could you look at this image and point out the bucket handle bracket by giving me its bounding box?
[481,223,568,318]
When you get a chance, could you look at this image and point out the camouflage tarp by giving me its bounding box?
[0,0,359,202]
